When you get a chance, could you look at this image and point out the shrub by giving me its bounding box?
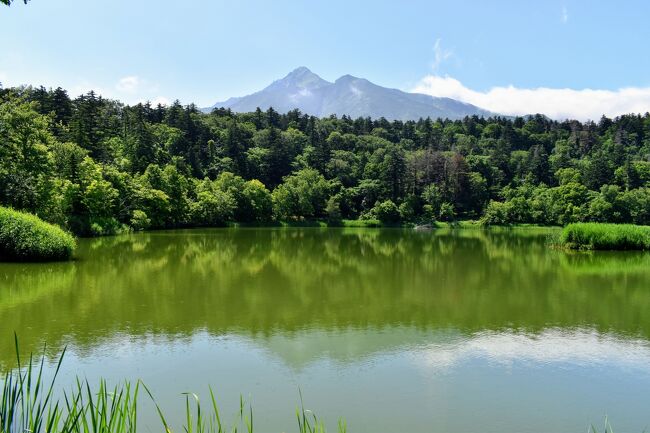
[241,179,273,222]
[0,206,76,261]
[370,200,400,224]
[480,200,511,226]
[560,222,650,250]
[88,217,125,236]
[398,195,420,222]
[130,210,151,231]
[438,202,456,222]
[325,195,342,223]
[272,168,330,220]
[190,190,236,226]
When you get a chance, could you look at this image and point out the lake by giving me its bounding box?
[1,227,650,432]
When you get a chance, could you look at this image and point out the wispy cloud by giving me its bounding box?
[431,38,453,72]
[561,6,569,23]
[63,76,169,106]
[112,76,168,105]
[116,75,142,93]
[150,96,171,106]
[70,80,110,98]
[412,74,650,120]
[415,329,650,372]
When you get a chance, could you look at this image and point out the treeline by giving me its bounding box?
[1,84,650,234]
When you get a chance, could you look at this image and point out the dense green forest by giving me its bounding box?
[2,84,650,235]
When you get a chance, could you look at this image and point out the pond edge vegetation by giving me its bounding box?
[1,338,347,433]
[0,206,76,261]
[5,84,650,257]
[560,222,650,250]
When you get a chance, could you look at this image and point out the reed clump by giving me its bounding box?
[560,222,650,250]
[1,338,345,433]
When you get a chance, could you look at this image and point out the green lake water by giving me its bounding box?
[1,227,650,432]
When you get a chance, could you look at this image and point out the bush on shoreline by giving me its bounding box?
[0,206,76,261]
[560,223,650,250]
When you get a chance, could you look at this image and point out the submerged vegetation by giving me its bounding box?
[561,222,650,250]
[1,341,346,433]
[0,206,75,261]
[2,85,650,235]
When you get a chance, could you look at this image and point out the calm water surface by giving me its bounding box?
[1,228,650,432]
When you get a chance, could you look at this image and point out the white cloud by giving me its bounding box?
[561,6,569,23]
[431,38,453,72]
[415,329,650,372]
[149,96,170,106]
[115,75,141,93]
[412,74,650,120]
[70,81,110,98]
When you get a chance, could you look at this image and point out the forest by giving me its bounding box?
[2,84,650,235]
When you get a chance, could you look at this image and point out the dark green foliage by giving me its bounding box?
[560,223,650,250]
[3,84,650,234]
[0,206,75,260]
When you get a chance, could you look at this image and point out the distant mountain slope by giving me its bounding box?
[208,67,496,120]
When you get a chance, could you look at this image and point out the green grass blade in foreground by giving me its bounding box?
[3,340,629,433]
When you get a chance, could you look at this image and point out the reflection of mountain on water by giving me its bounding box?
[38,327,650,375]
[2,227,650,369]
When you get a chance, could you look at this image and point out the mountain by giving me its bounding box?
[208,67,496,120]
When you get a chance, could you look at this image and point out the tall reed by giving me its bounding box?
[1,338,345,433]
[560,222,650,250]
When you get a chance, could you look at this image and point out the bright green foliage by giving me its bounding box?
[130,209,151,231]
[369,200,401,224]
[438,202,456,222]
[560,223,650,250]
[272,168,330,219]
[0,100,53,212]
[398,195,420,222]
[241,179,273,222]
[4,86,650,232]
[480,200,511,226]
[0,206,75,260]
[214,171,249,220]
[190,179,236,226]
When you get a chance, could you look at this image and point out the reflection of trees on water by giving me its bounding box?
[1,228,650,369]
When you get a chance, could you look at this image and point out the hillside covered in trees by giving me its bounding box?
[2,84,650,235]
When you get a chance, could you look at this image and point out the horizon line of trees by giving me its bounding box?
[2,83,650,235]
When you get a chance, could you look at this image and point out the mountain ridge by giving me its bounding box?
[207,67,497,120]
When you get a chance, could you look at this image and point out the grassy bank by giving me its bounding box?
[0,207,76,261]
[232,219,471,229]
[196,219,559,231]
[231,219,386,228]
[560,223,650,250]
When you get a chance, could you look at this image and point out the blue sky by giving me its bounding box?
[2,0,650,119]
